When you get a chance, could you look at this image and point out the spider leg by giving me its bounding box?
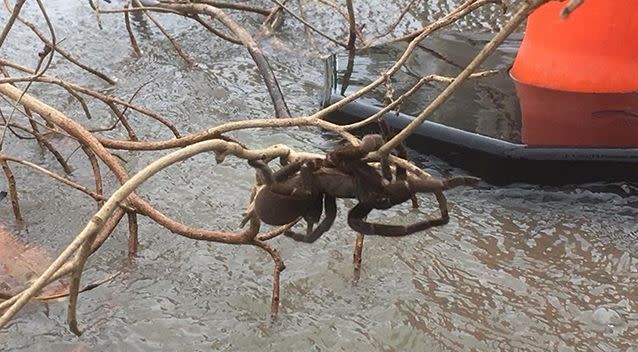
[393,142,419,208]
[377,120,393,181]
[347,201,449,237]
[272,160,304,182]
[394,139,408,181]
[248,159,276,185]
[300,160,323,229]
[248,159,317,184]
[377,120,418,208]
[327,134,384,165]
[303,194,324,233]
[285,195,337,243]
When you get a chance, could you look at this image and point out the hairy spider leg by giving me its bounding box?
[248,159,275,184]
[346,180,450,236]
[284,160,339,242]
[347,201,449,236]
[377,120,394,181]
[394,141,408,181]
[393,141,419,207]
[326,134,388,200]
[284,195,337,243]
[300,160,323,230]
[272,160,304,183]
[377,119,411,183]
[326,134,384,165]
[347,175,479,236]
[249,159,316,197]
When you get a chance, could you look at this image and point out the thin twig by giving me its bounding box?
[363,0,419,47]
[189,14,242,45]
[561,0,585,18]
[60,83,94,120]
[352,233,364,283]
[379,0,545,154]
[0,158,23,223]
[345,0,357,50]
[314,0,501,122]
[256,221,299,241]
[261,0,289,32]
[343,70,498,130]
[3,123,73,174]
[124,3,143,57]
[160,2,291,118]
[0,0,57,151]
[2,0,115,84]
[392,0,499,43]
[0,60,182,138]
[0,66,47,150]
[191,0,271,15]
[132,0,194,65]
[88,0,104,29]
[269,0,346,47]
[0,0,27,48]
[0,154,134,211]
[106,102,139,141]
[67,223,99,336]
[297,0,317,49]
[81,146,104,210]
[315,0,365,42]
[127,212,139,261]
[0,272,122,302]
[252,240,285,319]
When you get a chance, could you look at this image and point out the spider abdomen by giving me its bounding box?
[254,187,311,225]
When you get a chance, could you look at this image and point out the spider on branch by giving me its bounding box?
[245,134,479,242]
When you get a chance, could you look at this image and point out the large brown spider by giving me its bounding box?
[246,134,479,242]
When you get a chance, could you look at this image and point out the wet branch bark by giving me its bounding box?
[0,0,26,49]
[159,2,292,118]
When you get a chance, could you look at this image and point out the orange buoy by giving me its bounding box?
[511,0,638,93]
[510,0,638,147]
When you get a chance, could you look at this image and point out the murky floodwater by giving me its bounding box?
[1,1,637,351]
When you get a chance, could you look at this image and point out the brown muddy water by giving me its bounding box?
[1,1,637,351]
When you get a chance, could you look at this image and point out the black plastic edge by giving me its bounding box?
[324,95,638,184]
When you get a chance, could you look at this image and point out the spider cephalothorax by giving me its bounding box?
[247,134,479,242]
